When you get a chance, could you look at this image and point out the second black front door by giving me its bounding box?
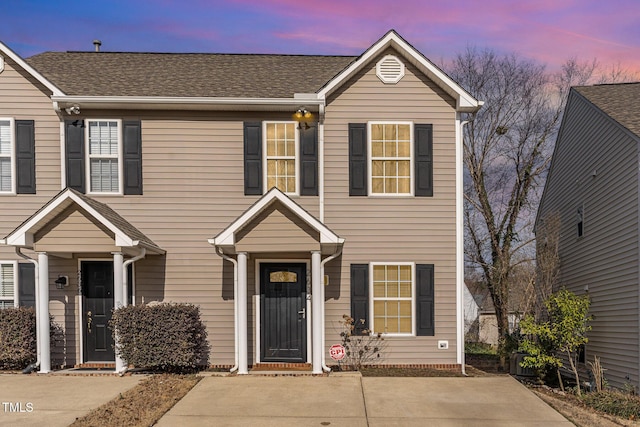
[82,261,115,362]
[260,263,307,362]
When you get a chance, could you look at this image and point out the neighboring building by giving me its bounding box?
[536,82,640,389]
[0,30,481,374]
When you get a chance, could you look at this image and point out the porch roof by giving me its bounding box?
[1,188,164,254]
[209,187,344,253]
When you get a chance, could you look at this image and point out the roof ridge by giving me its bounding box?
[38,51,358,58]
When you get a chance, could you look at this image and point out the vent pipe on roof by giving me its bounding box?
[93,40,102,52]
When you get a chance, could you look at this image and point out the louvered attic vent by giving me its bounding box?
[376,55,405,84]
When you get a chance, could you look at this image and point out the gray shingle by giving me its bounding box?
[575,82,640,137]
[25,52,357,98]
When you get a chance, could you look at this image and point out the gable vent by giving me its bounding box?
[376,55,405,84]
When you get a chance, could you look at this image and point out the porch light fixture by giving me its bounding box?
[54,275,69,289]
[65,105,80,115]
[294,108,312,120]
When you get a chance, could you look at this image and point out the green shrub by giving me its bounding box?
[581,390,640,420]
[110,303,210,372]
[465,341,497,355]
[0,307,36,369]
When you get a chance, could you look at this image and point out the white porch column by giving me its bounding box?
[311,251,322,374]
[37,252,50,373]
[112,252,126,372]
[237,252,248,375]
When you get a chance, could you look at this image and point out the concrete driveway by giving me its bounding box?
[157,374,572,426]
[0,374,141,427]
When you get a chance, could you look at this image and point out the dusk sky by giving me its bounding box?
[2,0,639,73]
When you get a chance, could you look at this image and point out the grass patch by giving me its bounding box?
[70,374,200,427]
[581,390,640,420]
[465,341,497,355]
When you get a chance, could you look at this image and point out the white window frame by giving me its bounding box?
[85,119,123,195]
[369,262,416,336]
[367,121,414,197]
[263,121,299,196]
[0,118,16,195]
[0,261,18,308]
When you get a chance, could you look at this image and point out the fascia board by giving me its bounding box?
[0,41,65,97]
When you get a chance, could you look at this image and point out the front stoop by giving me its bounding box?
[249,363,326,376]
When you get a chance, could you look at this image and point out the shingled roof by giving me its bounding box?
[25,52,357,98]
[575,82,640,137]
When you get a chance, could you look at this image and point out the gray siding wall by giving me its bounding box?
[537,90,640,389]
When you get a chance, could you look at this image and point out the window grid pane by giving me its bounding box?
[88,121,119,192]
[0,158,11,192]
[372,264,412,334]
[0,121,10,155]
[370,123,411,194]
[265,122,296,193]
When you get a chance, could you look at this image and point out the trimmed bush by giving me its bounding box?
[0,307,36,369]
[110,303,210,372]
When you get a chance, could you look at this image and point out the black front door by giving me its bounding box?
[260,263,307,362]
[82,261,115,362]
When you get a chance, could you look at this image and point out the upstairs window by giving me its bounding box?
[372,263,414,335]
[87,120,121,193]
[370,122,412,195]
[0,119,13,193]
[264,122,298,194]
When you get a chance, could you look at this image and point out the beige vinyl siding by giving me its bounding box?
[323,49,459,364]
[537,90,639,389]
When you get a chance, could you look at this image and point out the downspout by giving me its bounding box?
[216,246,239,373]
[122,248,146,307]
[318,104,325,222]
[320,243,344,372]
[457,116,470,376]
[15,248,40,372]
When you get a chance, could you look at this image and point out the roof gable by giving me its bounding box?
[2,188,163,253]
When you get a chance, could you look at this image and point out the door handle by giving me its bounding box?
[298,308,306,319]
[87,311,92,333]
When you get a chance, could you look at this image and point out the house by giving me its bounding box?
[0,30,482,374]
[536,82,640,389]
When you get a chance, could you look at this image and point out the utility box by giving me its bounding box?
[510,352,536,377]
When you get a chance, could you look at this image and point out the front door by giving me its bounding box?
[260,263,307,362]
[82,261,115,362]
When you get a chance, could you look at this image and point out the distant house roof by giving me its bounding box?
[25,52,356,98]
[575,82,640,137]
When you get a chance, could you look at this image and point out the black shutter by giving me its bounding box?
[415,124,433,197]
[300,122,318,196]
[244,122,262,195]
[123,120,143,195]
[348,123,367,196]
[416,264,435,336]
[65,120,85,193]
[15,120,36,194]
[18,263,36,308]
[350,264,369,335]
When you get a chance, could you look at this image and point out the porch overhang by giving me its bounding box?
[2,188,164,255]
[209,187,344,254]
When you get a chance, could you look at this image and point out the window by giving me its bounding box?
[264,122,298,194]
[0,262,17,309]
[87,120,122,194]
[369,122,413,195]
[577,206,584,237]
[0,119,14,193]
[371,263,414,335]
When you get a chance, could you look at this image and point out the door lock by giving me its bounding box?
[298,308,306,319]
[86,311,92,333]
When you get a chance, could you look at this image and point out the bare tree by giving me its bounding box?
[446,48,596,363]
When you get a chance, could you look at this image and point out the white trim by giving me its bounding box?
[456,115,465,367]
[262,121,300,196]
[0,41,65,96]
[0,118,16,195]
[0,55,4,74]
[316,31,481,112]
[5,189,137,248]
[367,121,414,197]
[59,121,66,191]
[0,260,18,308]
[85,119,124,195]
[211,187,343,247]
[254,258,311,365]
[369,262,416,336]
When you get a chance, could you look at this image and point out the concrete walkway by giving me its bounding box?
[157,374,573,426]
[0,374,141,426]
